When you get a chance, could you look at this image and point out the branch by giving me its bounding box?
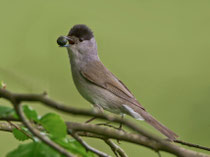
[1,120,210,157]
[1,88,210,157]
[75,132,128,157]
[3,116,209,155]
[105,139,128,157]
[66,122,210,157]
[0,88,161,141]
[0,121,15,132]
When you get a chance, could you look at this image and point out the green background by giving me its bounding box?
[0,0,210,156]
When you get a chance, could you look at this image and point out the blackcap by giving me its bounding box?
[57,24,178,140]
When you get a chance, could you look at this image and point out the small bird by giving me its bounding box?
[57,24,178,140]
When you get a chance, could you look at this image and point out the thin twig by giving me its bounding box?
[7,121,33,139]
[96,123,125,132]
[69,131,110,157]
[175,140,210,151]
[107,141,119,157]
[157,151,161,157]
[85,117,97,123]
[105,139,128,157]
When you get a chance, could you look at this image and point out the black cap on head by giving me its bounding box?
[68,24,94,41]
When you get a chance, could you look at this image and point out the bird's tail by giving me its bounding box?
[130,106,178,141]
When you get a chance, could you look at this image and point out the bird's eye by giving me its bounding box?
[68,39,75,45]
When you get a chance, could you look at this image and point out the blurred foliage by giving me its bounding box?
[0,0,210,156]
[23,105,39,122]
[12,127,30,141]
[0,104,95,157]
[0,106,18,119]
[7,142,64,157]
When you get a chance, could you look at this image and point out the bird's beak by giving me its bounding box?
[64,36,75,45]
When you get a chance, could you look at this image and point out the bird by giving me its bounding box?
[57,24,178,140]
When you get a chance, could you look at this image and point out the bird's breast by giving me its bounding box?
[70,64,94,103]
[70,64,125,114]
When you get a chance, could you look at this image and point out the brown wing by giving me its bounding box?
[80,60,145,110]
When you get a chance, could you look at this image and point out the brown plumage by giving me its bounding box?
[80,60,178,140]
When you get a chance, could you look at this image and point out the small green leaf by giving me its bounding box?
[23,105,39,122]
[0,106,13,115]
[6,142,64,157]
[53,138,95,157]
[0,106,18,119]
[12,128,30,141]
[40,113,67,138]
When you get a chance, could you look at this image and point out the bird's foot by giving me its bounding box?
[85,117,97,123]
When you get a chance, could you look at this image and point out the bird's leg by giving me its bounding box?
[117,114,125,144]
[118,114,125,130]
[96,114,125,131]
[85,104,103,123]
[85,117,97,123]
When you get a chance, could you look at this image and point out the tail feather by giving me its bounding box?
[131,106,178,140]
[143,111,178,140]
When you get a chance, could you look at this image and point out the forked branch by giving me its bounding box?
[0,88,210,157]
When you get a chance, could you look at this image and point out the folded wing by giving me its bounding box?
[80,60,145,110]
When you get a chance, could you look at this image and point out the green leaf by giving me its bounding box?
[7,140,95,157]
[40,113,67,138]
[0,106,18,119]
[12,128,30,141]
[68,139,95,157]
[6,142,64,157]
[23,105,39,122]
[53,138,95,157]
[0,106,13,115]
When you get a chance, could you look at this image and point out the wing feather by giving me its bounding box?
[80,61,145,110]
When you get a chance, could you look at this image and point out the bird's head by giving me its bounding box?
[57,24,98,60]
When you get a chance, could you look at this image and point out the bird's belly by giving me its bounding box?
[79,83,124,113]
[91,90,124,114]
[72,73,124,114]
